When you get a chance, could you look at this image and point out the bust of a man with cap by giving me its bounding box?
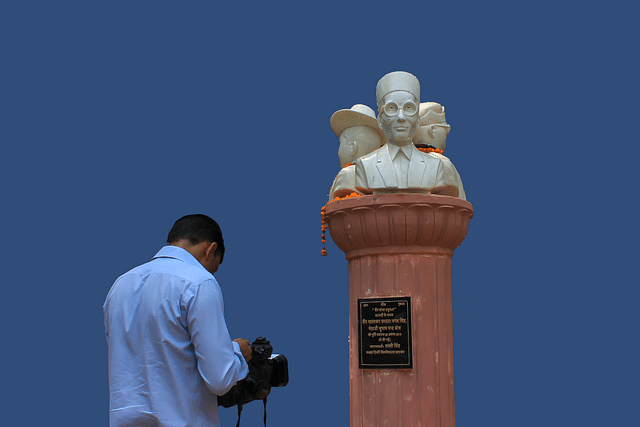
[328,104,385,201]
[355,71,461,197]
[413,102,466,200]
[414,102,450,152]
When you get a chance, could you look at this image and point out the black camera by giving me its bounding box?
[218,337,289,408]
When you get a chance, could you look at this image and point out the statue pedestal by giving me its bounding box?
[325,194,473,427]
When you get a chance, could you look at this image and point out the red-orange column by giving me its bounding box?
[325,194,473,427]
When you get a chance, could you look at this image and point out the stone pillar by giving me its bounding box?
[325,194,473,427]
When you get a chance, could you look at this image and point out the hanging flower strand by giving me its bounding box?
[321,191,364,256]
[321,205,328,256]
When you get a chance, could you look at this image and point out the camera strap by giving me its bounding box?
[235,403,241,427]
[233,398,269,427]
[263,398,268,426]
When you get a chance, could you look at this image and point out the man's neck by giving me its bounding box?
[389,140,413,147]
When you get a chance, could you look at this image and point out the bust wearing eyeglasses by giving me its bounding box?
[355,71,462,198]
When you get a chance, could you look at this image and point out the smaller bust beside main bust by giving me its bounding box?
[328,104,385,201]
[414,102,466,200]
[355,71,463,198]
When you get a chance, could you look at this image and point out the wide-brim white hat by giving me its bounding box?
[330,104,387,143]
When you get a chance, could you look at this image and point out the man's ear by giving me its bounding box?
[427,125,434,137]
[350,140,358,156]
[205,242,218,259]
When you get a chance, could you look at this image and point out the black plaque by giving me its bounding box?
[358,297,412,369]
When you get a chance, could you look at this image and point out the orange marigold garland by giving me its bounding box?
[415,144,443,155]
[331,191,361,202]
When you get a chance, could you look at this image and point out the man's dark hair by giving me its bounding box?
[167,214,225,263]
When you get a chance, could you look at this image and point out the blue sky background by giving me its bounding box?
[2,1,638,426]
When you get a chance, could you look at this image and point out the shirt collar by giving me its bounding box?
[153,245,204,269]
[387,143,413,160]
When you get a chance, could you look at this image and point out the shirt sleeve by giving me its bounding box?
[185,278,249,396]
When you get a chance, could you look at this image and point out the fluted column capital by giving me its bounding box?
[325,194,473,258]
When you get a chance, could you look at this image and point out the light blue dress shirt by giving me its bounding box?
[104,246,249,427]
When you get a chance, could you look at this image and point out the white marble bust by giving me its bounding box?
[328,104,385,201]
[414,102,450,151]
[413,102,466,200]
[354,71,462,198]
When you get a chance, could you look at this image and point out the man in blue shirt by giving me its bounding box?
[104,214,251,426]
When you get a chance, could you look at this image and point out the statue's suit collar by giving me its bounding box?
[375,143,428,188]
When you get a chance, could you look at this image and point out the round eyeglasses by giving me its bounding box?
[383,101,418,117]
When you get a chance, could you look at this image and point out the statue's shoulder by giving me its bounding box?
[426,151,446,160]
[335,164,356,180]
[329,165,357,201]
[425,151,454,164]
[357,145,385,165]
[415,148,444,165]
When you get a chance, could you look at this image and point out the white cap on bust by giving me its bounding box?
[376,71,420,106]
[330,104,387,142]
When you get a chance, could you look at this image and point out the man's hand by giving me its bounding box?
[233,338,252,362]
